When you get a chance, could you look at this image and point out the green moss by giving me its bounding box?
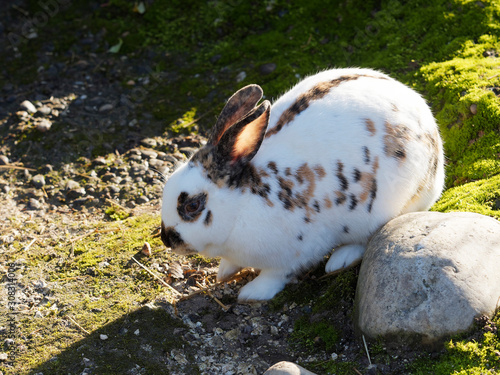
[408,311,500,374]
[432,173,500,219]
[419,34,500,187]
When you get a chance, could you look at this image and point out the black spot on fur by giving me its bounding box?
[349,194,358,210]
[204,210,212,226]
[343,226,350,234]
[304,217,311,223]
[363,146,371,164]
[353,168,362,182]
[394,149,406,160]
[313,200,320,213]
[336,162,349,191]
[367,179,377,212]
[160,223,185,249]
[298,234,303,241]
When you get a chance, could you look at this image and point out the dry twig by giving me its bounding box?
[196,281,230,311]
[131,256,182,296]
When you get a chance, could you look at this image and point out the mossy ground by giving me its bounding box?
[1,0,500,373]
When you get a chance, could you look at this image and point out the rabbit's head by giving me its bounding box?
[160,85,271,256]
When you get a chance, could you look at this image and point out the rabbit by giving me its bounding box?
[160,68,444,301]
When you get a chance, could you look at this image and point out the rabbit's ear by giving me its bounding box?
[215,100,270,166]
[209,84,263,146]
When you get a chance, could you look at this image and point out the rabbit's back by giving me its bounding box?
[250,68,444,244]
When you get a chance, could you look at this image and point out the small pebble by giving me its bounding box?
[36,106,52,116]
[99,103,114,113]
[140,138,157,148]
[36,118,52,132]
[0,155,9,165]
[470,103,478,115]
[20,100,37,113]
[136,195,149,204]
[29,198,42,210]
[259,62,277,75]
[32,174,46,188]
[100,334,108,340]
[236,71,247,82]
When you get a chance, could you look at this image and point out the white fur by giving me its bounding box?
[161,68,444,301]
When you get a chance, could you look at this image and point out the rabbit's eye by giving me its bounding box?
[177,192,207,222]
[186,201,201,213]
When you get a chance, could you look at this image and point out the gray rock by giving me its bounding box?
[259,62,277,75]
[66,188,86,200]
[140,138,157,148]
[139,149,158,160]
[32,174,46,188]
[98,103,114,113]
[29,198,42,210]
[355,211,500,348]
[263,361,317,375]
[0,155,9,165]
[136,195,149,204]
[66,180,81,190]
[20,100,37,113]
[236,71,247,82]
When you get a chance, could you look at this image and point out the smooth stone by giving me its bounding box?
[36,118,52,132]
[259,62,277,75]
[355,211,500,349]
[98,103,114,112]
[0,155,9,165]
[263,361,317,375]
[20,100,37,113]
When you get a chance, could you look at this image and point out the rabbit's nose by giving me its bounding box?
[160,222,184,249]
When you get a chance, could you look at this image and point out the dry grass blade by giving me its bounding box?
[0,164,37,171]
[67,315,90,335]
[70,227,121,243]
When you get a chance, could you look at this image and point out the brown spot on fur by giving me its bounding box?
[391,103,399,112]
[324,196,333,209]
[276,163,318,221]
[384,121,411,163]
[266,74,388,138]
[365,119,376,136]
[285,167,292,176]
[335,191,347,205]
[313,165,326,179]
[355,156,379,212]
[268,161,278,174]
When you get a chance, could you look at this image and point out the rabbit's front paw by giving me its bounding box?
[325,244,365,273]
[238,270,288,301]
[217,259,242,282]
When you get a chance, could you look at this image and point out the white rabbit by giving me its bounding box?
[160,68,444,301]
